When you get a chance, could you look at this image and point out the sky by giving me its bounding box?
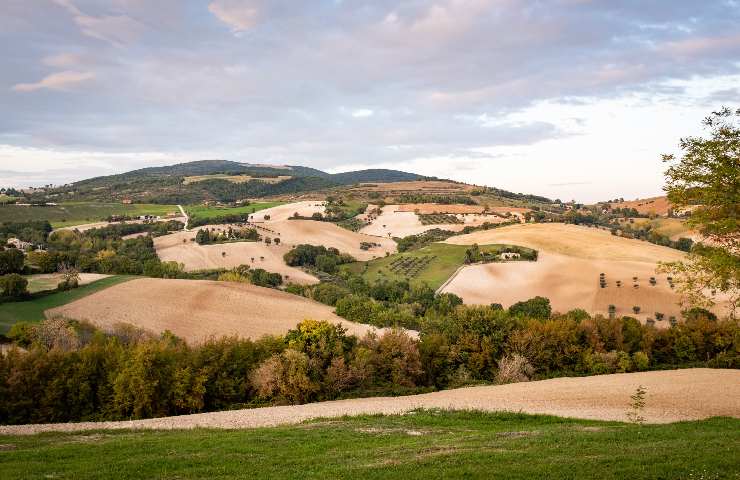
[1,0,739,202]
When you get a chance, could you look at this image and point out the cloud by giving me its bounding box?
[208,0,259,32]
[52,0,144,46]
[351,109,374,118]
[12,71,95,92]
[1,0,740,201]
[42,53,84,68]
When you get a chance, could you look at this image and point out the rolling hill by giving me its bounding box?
[37,161,429,204]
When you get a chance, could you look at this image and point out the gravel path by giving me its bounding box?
[2,369,737,435]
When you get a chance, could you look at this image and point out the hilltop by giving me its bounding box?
[28,161,428,205]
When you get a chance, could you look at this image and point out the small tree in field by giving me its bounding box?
[633,306,641,314]
[626,385,647,425]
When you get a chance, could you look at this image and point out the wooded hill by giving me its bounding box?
[34,161,429,204]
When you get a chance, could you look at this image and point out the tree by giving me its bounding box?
[0,273,28,298]
[660,107,740,317]
[0,249,24,275]
[508,296,551,320]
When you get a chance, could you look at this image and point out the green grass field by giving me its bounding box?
[0,203,179,228]
[1,411,737,479]
[0,276,133,334]
[345,243,533,290]
[185,201,285,221]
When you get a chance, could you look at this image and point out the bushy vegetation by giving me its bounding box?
[0,319,421,424]
[0,220,52,245]
[24,227,187,278]
[284,245,355,274]
[0,249,25,275]
[195,226,260,245]
[217,265,283,288]
[2,303,736,425]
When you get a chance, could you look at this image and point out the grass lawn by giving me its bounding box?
[185,201,284,221]
[0,276,134,334]
[345,243,534,290]
[0,203,179,228]
[0,411,737,479]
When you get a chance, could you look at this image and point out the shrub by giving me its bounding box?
[251,349,318,404]
[632,351,650,371]
[495,354,534,384]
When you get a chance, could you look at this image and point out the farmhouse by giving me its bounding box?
[6,237,33,251]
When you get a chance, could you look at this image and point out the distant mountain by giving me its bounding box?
[58,160,427,204]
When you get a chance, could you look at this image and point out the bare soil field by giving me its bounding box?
[249,201,325,222]
[445,223,686,262]
[444,253,685,321]
[360,205,510,238]
[46,278,385,343]
[3,368,737,433]
[267,219,397,260]
[610,196,673,216]
[442,223,700,321]
[153,228,318,284]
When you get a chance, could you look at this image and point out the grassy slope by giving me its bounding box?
[0,276,133,333]
[626,218,694,239]
[0,203,179,228]
[345,243,533,290]
[1,411,737,479]
[185,201,285,221]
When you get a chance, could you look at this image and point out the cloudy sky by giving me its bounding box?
[1,0,739,202]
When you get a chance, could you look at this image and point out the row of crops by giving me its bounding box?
[387,255,435,278]
[418,214,462,225]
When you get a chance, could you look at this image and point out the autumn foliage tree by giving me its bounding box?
[660,107,740,316]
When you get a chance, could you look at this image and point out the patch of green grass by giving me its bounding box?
[185,202,284,221]
[0,410,737,479]
[24,275,64,294]
[0,202,179,228]
[0,276,134,333]
[345,243,520,290]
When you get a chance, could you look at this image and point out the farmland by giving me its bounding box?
[440,223,708,321]
[47,277,388,342]
[359,204,511,238]
[153,227,318,283]
[0,276,133,334]
[0,202,179,228]
[344,243,535,290]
